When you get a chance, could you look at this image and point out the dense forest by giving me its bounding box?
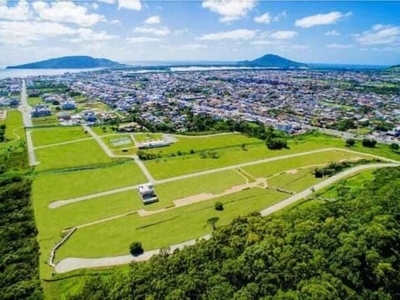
[70,167,400,300]
[0,129,42,299]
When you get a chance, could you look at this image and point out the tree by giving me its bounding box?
[345,138,356,147]
[215,202,224,211]
[207,217,220,231]
[390,143,399,151]
[129,241,144,256]
[362,138,377,148]
[266,138,287,150]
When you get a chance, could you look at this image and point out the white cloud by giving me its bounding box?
[98,0,115,4]
[325,30,340,36]
[355,24,400,45]
[174,28,189,35]
[0,20,75,45]
[163,43,208,50]
[251,40,274,45]
[295,11,351,28]
[144,16,160,25]
[126,36,161,44]
[0,0,31,21]
[198,29,256,41]
[32,1,105,27]
[202,0,257,22]
[91,3,99,10]
[111,19,121,25]
[133,26,170,36]
[326,43,353,49]
[118,0,141,11]
[254,13,271,24]
[71,28,118,43]
[270,30,297,40]
[274,11,287,22]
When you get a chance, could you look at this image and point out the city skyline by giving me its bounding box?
[1,0,400,66]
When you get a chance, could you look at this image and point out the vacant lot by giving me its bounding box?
[5,110,24,141]
[33,161,147,202]
[35,139,114,171]
[154,169,246,207]
[268,168,324,192]
[27,96,43,106]
[32,126,89,146]
[56,188,287,259]
[134,132,163,142]
[102,134,134,149]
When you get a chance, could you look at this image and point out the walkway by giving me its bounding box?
[53,162,399,273]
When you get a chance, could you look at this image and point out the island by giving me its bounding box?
[6,55,125,69]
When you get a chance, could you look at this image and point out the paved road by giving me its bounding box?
[34,137,94,149]
[55,234,211,273]
[26,130,38,166]
[48,147,397,209]
[260,163,399,216]
[54,163,399,273]
[17,80,33,127]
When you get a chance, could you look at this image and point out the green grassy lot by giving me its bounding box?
[56,188,288,260]
[147,133,262,156]
[268,168,324,193]
[35,139,113,171]
[5,110,24,141]
[112,147,137,156]
[243,149,369,178]
[32,126,89,147]
[134,132,163,142]
[33,161,147,202]
[153,170,246,207]
[28,96,43,106]
[91,126,117,136]
[32,115,59,126]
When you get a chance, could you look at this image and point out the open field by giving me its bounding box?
[146,133,262,156]
[33,161,147,202]
[32,126,89,146]
[134,132,163,142]
[32,115,59,126]
[243,149,369,178]
[154,169,246,207]
[5,110,24,141]
[268,168,324,193]
[28,96,43,106]
[56,188,287,260]
[35,139,114,171]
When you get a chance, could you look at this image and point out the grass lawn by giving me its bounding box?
[144,134,345,179]
[153,170,246,207]
[146,133,262,156]
[5,110,24,141]
[91,126,118,136]
[32,126,89,147]
[112,147,137,156]
[33,161,147,202]
[34,189,144,279]
[32,115,59,126]
[134,132,163,142]
[243,149,369,178]
[56,188,288,260]
[35,139,113,171]
[28,96,43,106]
[268,168,324,193]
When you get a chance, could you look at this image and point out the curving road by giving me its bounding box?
[54,163,399,273]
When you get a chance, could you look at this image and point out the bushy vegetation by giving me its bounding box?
[69,167,400,300]
[0,142,42,299]
[362,138,377,148]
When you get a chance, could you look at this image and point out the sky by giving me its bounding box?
[1,0,400,66]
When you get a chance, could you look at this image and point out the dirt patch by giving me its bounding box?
[286,169,298,174]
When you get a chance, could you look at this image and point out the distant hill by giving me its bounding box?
[238,54,308,68]
[385,65,400,73]
[6,56,124,69]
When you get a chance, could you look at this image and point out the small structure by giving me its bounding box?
[138,183,158,204]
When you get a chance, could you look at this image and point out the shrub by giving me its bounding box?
[129,241,144,256]
[215,202,224,211]
[266,138,287,150]
[362,138,377,148]
[390,143,399,151]
[345,138,356,147]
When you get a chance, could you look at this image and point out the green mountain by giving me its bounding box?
[6,56,124,69]
[385,64,400,73]
[239,54,308,68]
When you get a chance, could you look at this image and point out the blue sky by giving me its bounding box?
[1,0,399,65]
